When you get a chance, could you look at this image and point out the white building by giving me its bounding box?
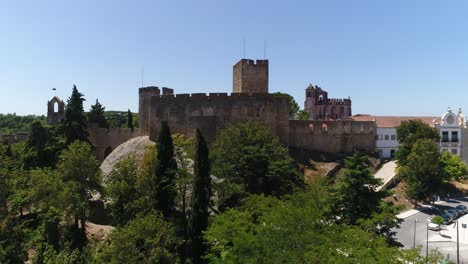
[434,108,464,156]
[350,109,468,163]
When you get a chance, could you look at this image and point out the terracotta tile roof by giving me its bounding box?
[347,114,436,128]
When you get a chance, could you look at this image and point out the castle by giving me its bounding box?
[304,84,352,120]
[47,59,376,161]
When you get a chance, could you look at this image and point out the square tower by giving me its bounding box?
[233,59,269,93]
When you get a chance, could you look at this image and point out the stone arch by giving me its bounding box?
[104,146,113,159]
[47,96,65,125]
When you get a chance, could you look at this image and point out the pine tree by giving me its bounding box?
[189,129,211,264]
[88,99,108,128]
[63,85,88,144]
[127,109,134,131]
[154,121,177,218]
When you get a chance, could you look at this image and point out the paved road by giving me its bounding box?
[395,198,468,263]
[374,161,397,191]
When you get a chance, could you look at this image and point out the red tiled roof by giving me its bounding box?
[348,114,436,128]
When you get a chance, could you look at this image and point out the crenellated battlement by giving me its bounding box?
[328,98,352,105]
[148,92,288,104]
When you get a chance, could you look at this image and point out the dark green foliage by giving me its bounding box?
[88,99,109,129]
[95,213,178,263]
[58,141,101,245]
[398,139,442,203]
[272,92,299,119]
[0,114,46,135]
[189,129,211,264]
[211,122,303,210]
[105,155,139,226]
[0,217,27,263]
[204,185,405,264]
[23,121,63,169]
[395,119,439,165]
[332,152,389,225]
[127,109,134,131]
[154,121,178,218]
[63,85,88,144]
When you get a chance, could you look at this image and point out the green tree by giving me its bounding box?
[88,99,108,129]
[58,141,101,245]
[395,119,439,165]
[439,151,468,181]
[211,122,303,210]
[127,109,134,131]
[398,139,442,204]
[332,152,389,225]
[295,110,309,120]
[105,155,139,226]
[189,129,211,264]
[95,213,178,263]
[23,121,60,169]
[154,121,178,218]
[63,85,88,144]
[204,187,409,264]
[272,92,299,119]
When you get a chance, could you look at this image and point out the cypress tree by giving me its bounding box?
[154,121,177,218]
[88,99,108,128]
[127,109,134,131]
[63,85,88,144]
[189,129,211,264]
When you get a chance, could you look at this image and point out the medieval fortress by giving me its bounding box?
[40,58,468,165]
[40,58,375,160]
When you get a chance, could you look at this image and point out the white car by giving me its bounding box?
[426,217,441,231]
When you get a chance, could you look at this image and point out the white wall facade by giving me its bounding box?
[376,127,399,159]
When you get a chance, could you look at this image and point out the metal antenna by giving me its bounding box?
[141,66,144,88]
[264,40,267,59]
[243,37,246,58]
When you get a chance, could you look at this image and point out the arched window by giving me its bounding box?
[104,146,113,159]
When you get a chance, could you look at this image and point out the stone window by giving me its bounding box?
[391,135,396,141]
[385,135,389,140]
[452,149,457,155]
[442,131,449,142]
[452,131,458,142]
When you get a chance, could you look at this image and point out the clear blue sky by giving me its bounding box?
[1,1,468,116]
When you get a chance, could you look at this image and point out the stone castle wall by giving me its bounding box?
[88,126,141,161]
[147,92,290,144]
[289,120,376,154]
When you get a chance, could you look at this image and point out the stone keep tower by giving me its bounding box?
[47,96,65,125]
[233,59,269,93]
[138,86,174,134]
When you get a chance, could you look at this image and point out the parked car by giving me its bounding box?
[441,213,453,224]
[426,217,441,231]
[445,209,458,220]
[455,205,468,216]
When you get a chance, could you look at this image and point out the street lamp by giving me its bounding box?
[413,219,417,249]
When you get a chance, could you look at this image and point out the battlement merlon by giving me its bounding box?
[139,86,161,95]
[235,59,269,65]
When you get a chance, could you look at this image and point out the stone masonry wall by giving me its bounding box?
[148,93,290,144]
[233,59,269,93]
[289,120,376,154]
[88,126,142,161]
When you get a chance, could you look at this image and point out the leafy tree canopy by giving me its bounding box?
[395,120,439,165]
[210,122,303,210]
[439,151,468,181]
[88,99,109,129]
[398,138,442,203]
